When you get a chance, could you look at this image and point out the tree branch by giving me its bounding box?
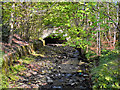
[35,2,57,14]
[106,2,117,10]
[91,5,120,31]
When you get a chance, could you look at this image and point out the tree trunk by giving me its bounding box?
[86,14,88,53]
[113,5,118,48]
[98,5,101,56]
[9,3,15,45]
[0,2,2,42]
[118,2,120,51]
[117,2,120,80]
[96,3,101,56]
[107,3,112,47]
[96,8,99,55]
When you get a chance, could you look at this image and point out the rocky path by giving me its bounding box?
[9,45,92,89]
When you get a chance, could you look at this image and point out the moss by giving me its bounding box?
[39,38,45,46]
[21,55,34,63]
[2,55,9,75]
[2,63,27,88]
[1,55,34,88]
[9,74,19,81]
[0,49,4,67]
[13,64,26,71]
[2,77,9,88]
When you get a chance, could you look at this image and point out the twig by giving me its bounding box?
[35,2,57,14]
[91,5,120,31]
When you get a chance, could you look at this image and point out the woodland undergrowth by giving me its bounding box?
[88,50,120,89]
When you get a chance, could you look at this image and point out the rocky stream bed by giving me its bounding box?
[8,44,92,89]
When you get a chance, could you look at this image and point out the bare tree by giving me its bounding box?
[9,3,15,45]
[96,2,101,55]
[98,3,101,56]
[113,3,118,48]
[107,3,112,47]
[118,2,120,51]
[117,1,120,81]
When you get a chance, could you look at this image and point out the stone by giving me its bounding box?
[68,52,74,58]
[47,79,53,83]
[59,64,78,73]
[83,74,89,77]
[52,86,62,89]
[41,70,46,74]
[46,77,53,83]
[26,73,32,77]
[48,70,52,73]
[23,79,29,83]
[62,58,79,65]
[79,61,85,65]
[78,77,85,82]
[41,83,47,86]
[28,82,32,85]
[38,82,42,85]
[31,84,39,88]
[66,73,72,77]
[37,75,44,78]
[79,86,86,89]
[29,70,37,75]
[20,84,29,88]
[71,82,76,86]
[40,79,46,83]
[33,68,38,72]
[33,40,44,51]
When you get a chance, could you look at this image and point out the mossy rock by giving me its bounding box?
[33,39,45,51]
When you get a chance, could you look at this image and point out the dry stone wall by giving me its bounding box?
[1,34,44,74]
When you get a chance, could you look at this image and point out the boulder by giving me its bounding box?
[33,39,45,51]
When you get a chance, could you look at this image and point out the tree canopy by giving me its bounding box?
[2,2,120,55]
[1,1,120,89]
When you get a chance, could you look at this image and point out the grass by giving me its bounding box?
[1,55,34,88]
[0,49,5,89]
[90,50,120,89]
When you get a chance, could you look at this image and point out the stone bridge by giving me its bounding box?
[41,28,58,39]
[41,27,70,40]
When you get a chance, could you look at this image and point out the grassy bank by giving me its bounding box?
[0,49,4,89]
[90,50,120,89]
[1,55,34,88]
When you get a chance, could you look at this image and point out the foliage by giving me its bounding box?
[0,49,4,89]
[91,50,120,89]
[0,49,4,68]
[2,2,119,52]
[2,2,120,89]
[85,50,97,60]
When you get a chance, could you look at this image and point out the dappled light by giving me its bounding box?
[1,1,120,89]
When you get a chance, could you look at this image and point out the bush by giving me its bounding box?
[91,50,120,89]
